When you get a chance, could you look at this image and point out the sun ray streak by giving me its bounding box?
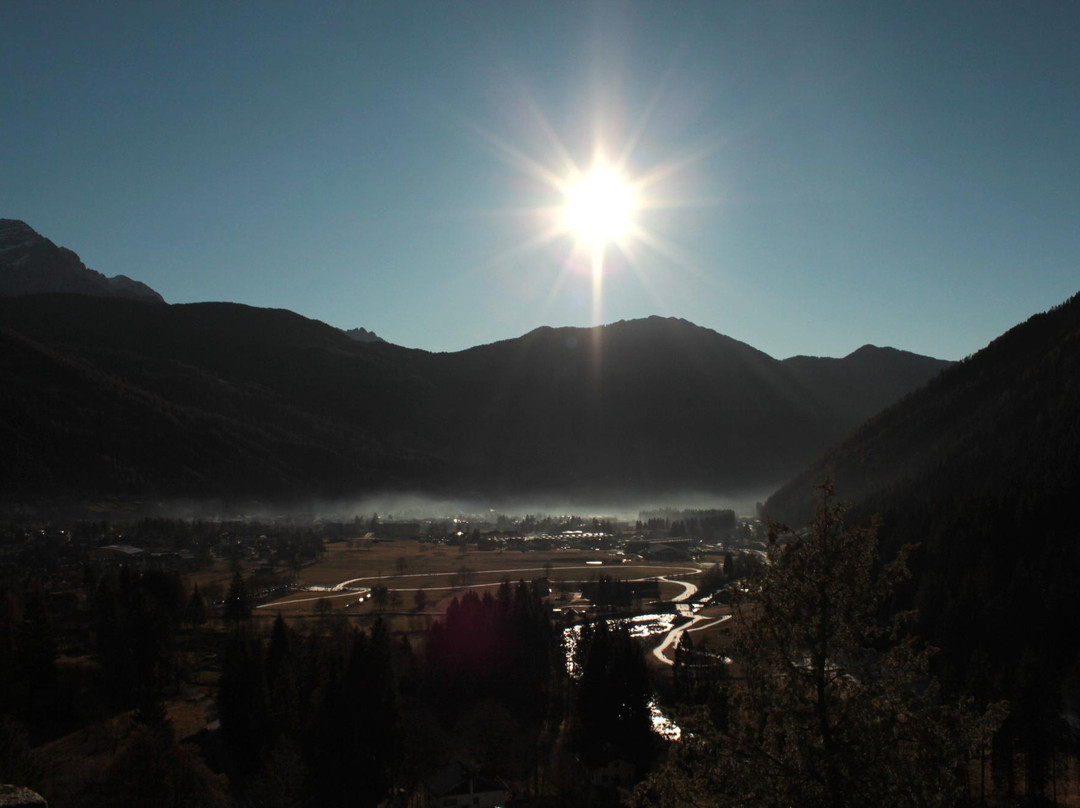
[632,227,712,283]
[634,139,725,192]
[636,194,731,212]
[615,46,690,170]
[459,115,568,191]
[460,222,567,279]
[591,243,604,326]
[536,247,579,324]
[521,94,584,182]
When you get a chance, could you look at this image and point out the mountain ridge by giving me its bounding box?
[0,219,165,303]
[0,221,952,507]
[0,294,950,506]
[765,290,1080,528]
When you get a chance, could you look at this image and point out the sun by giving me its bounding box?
[560,161,639,253]
[552,156,643,324]
[456,89,715,329]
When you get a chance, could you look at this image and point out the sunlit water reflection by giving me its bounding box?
[561,613,684,740]
[648,696,682,741]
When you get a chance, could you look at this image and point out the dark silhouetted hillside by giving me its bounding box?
[0,221,952,506]
[0,296,444,501]
[765,291,1080,795]
[0,330,425,502]
[0,297,948,505]
[781,344,951,430]
[434,318,947,498]
[766,293,1080,531]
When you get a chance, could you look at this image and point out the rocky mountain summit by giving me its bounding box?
[0,218,164,303]
[343,326,385,343]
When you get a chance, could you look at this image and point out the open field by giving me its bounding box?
[255,539,707,618]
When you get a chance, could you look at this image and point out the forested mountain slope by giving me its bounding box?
[767,292,1080,531]
[766,291,1080,794]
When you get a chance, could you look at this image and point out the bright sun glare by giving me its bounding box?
[462,89,713,328]
[561,162,638,252]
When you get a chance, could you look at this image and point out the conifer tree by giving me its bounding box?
[577,621,654,769]
[223,570,251,623]
[90,724,229,808]
[17,592,56,712]
[265,613,300,740]
[185,584,207,628]
[218,626,269,772]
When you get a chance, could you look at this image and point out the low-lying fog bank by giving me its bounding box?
[3,485,775,524]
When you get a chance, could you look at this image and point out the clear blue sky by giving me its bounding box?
[4,1,1078,361]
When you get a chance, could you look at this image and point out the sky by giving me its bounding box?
[3,1,1079,362]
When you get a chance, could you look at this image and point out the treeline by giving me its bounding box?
[0,567,191,735]
[1,586,63,736]
[0,566,213,804]
[216,616,401,806]
[638,507,735,527]
[581,575,659,608]
[635,509,736,539]
[0,554,665,806]
[425,582,554,726]
[93,567,187,722]
[215,579,562,806]
[695,552,755,600]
